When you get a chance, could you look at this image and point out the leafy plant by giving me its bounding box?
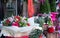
[29,29,42,38]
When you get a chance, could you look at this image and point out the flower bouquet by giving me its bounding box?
[2,16,30,27]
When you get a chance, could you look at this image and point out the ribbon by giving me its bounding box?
[28,0,34,18]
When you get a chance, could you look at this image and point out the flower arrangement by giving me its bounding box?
[47,13,56,33]
[2,16,30,27]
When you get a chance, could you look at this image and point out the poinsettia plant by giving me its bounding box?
[2,16,30,27]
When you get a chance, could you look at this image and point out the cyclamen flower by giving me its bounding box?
[8,17,14,22]
[50,12,58,21]
[6,19,10,24]
[12,22,19,27]
[51,16,56,21]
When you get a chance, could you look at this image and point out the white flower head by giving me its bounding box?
[8,17,14,22]
[4,19,7,22]
[21,19,27,23]
[34,26,43,30]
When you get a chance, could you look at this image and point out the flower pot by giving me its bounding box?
[47,32,58,38]
[43,23,48,30]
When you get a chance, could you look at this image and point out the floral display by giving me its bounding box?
[0,0,59,38]
[3,19,12,26]
[2,16,30,27]
[47,14,55,33]
[50,12,58,22]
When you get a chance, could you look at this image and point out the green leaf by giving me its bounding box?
[29,29,42,38]
[40,0,51,14]
[47,18,52,26]
[49,0,56,12]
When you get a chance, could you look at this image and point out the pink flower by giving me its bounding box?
[51,16,56,21]
[12,22,19,27]
[50,12,58,21]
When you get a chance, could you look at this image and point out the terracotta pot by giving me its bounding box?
[43,24,48,30]
[47,32,58,38]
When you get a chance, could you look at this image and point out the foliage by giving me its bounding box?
[29,29,42,38]
[40,0,56,14]
[34,16,44,27]
[40,0,51,14]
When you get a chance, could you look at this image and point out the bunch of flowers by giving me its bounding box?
[2,16,30,27]
[47,13,56,33]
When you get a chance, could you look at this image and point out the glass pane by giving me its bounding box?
[4,0,16,18]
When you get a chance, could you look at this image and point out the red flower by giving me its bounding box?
[47,27,55,33]
[6,20,10,24]
[27,23,30,26]
[15,16,20,22]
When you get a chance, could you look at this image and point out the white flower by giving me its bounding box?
[8,17,14,22]
[21,19,27,23]
[22,16,26,20]
[4,19,7,22]
[34,26,43,30]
